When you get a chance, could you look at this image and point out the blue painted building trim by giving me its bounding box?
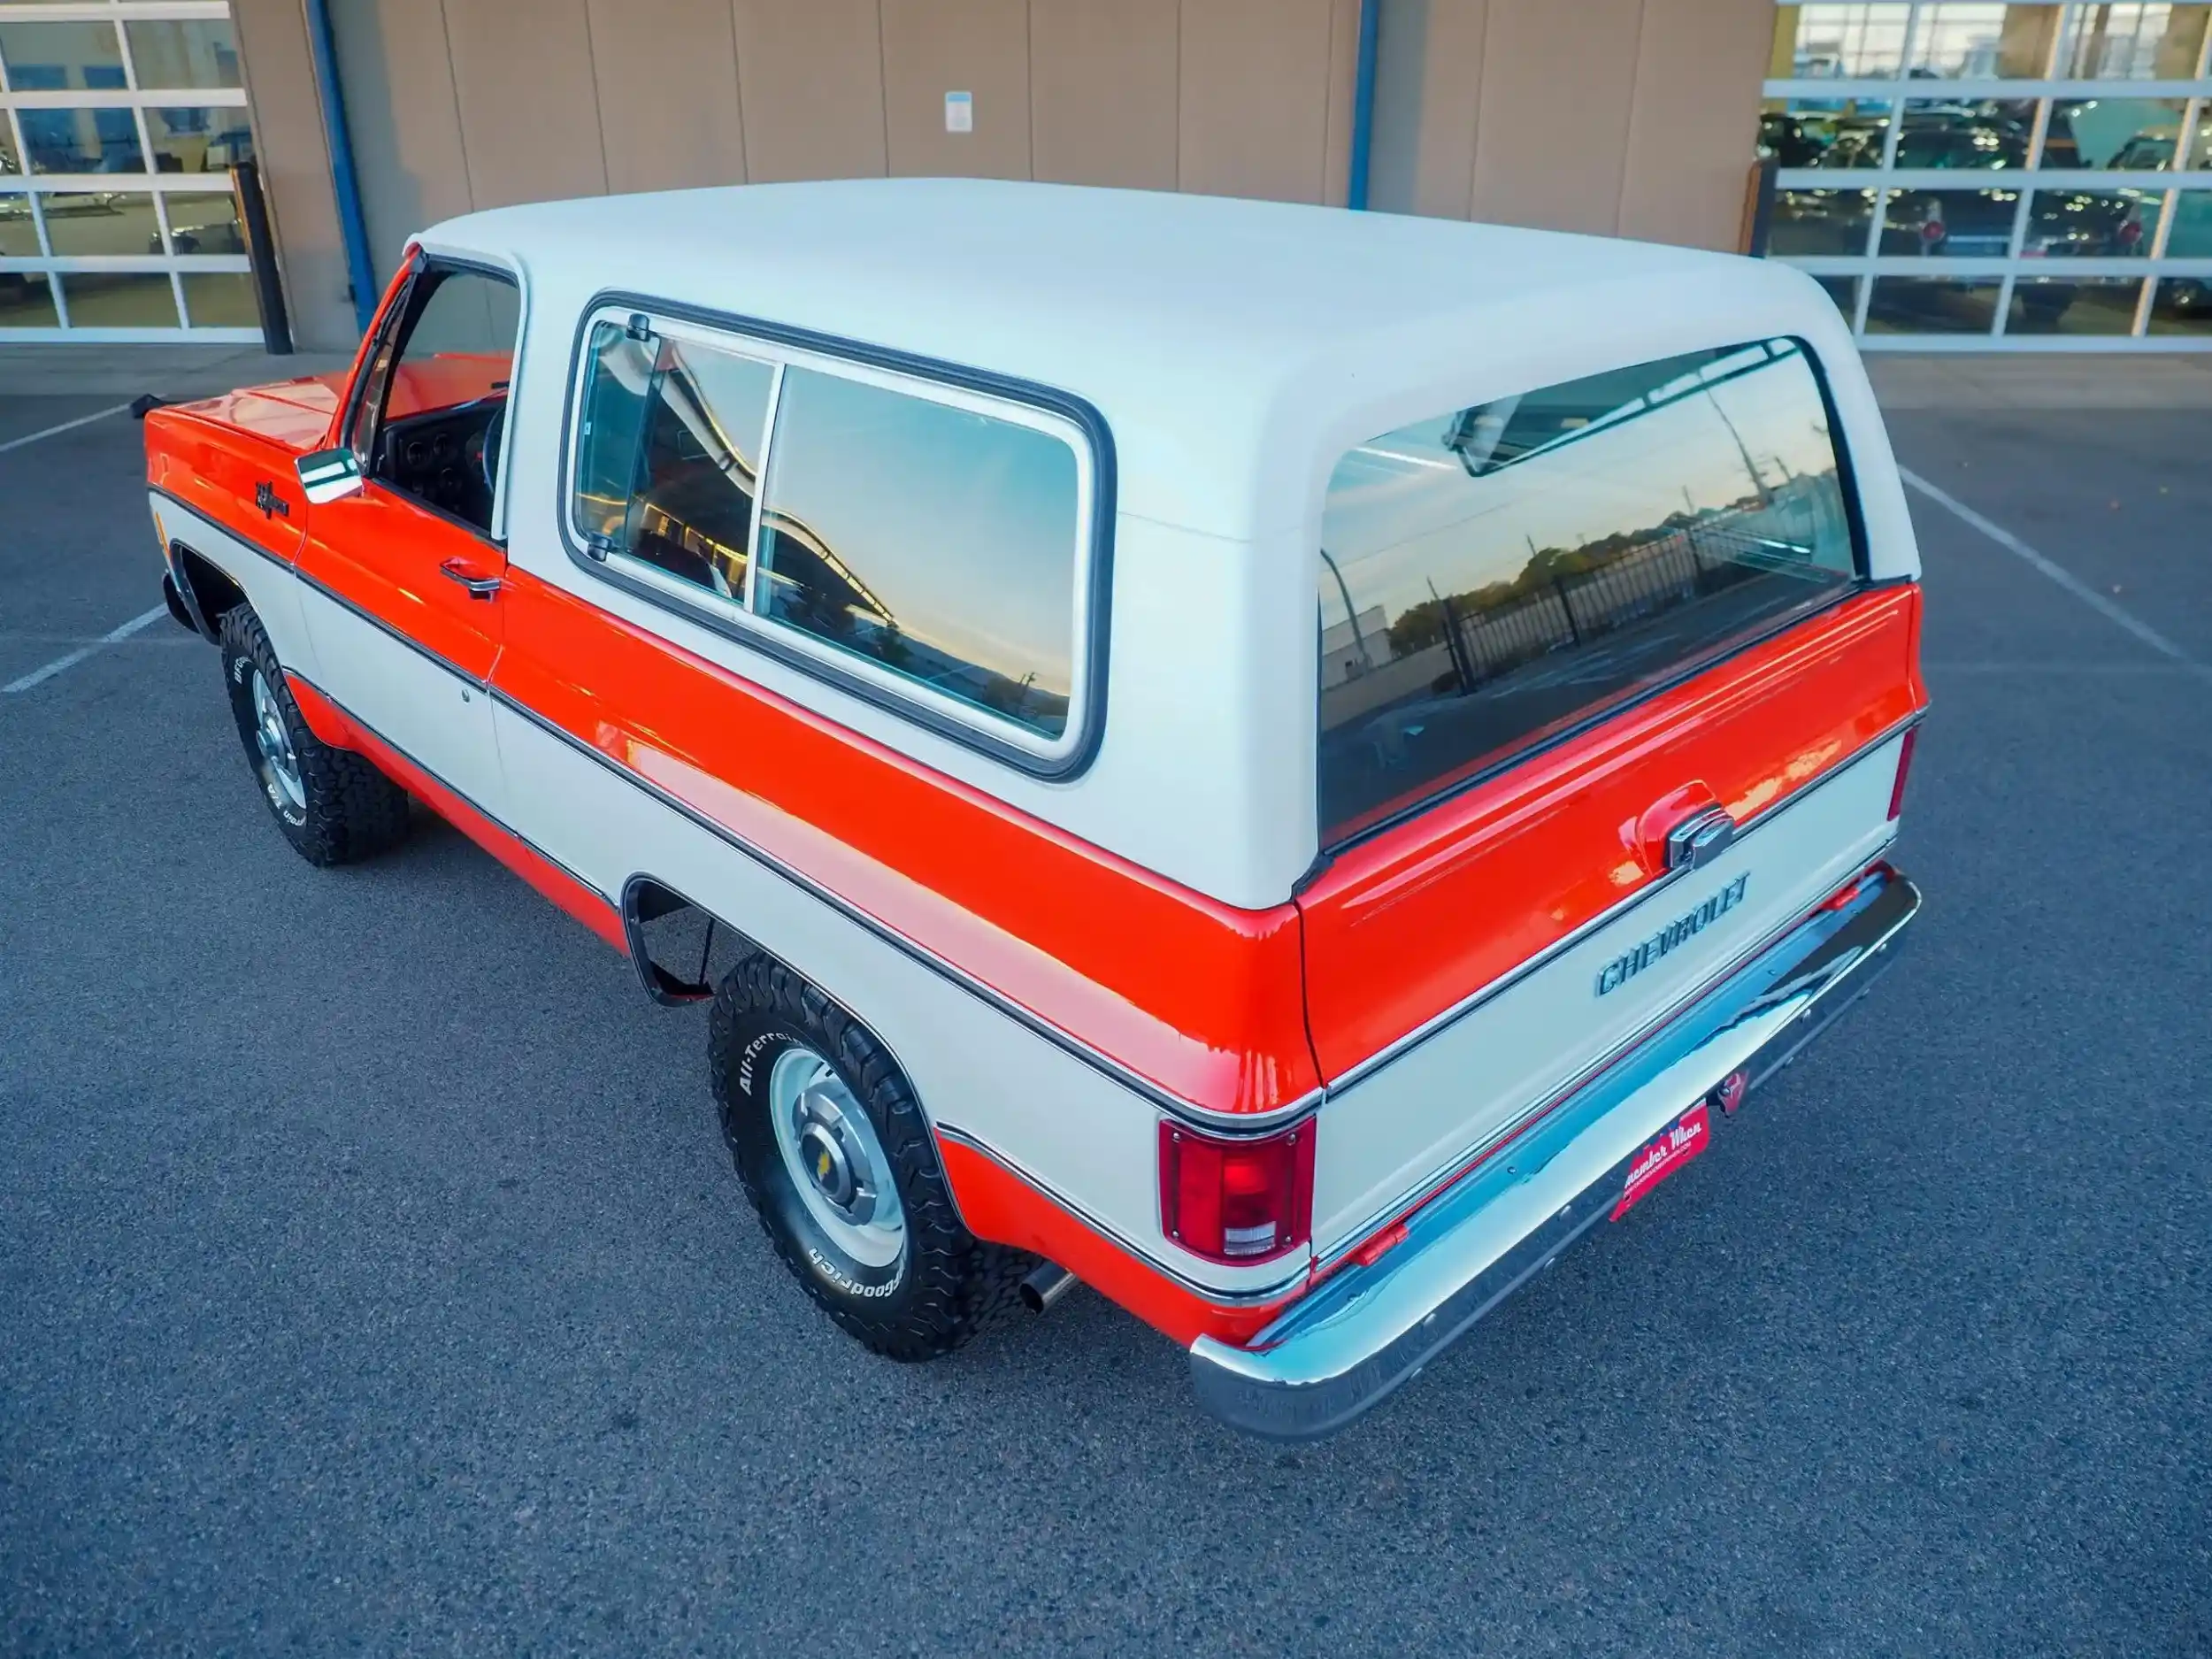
[1347,0,1381,211]
[302,0,380,334]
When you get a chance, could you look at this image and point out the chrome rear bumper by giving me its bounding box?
[1189,866,1920,1440]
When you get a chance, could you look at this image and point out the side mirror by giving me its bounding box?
[296,446,364,504]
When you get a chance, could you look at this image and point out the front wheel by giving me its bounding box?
[218,605,411,866]
[710,955,1027,1360]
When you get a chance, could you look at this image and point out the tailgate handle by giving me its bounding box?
[1665,806,1737,871]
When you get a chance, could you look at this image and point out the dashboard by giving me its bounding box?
[375,395,504,533]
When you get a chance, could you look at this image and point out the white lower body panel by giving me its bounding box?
[1309,732,1909,1257]
[489,696,1290,1301]
[150,494,316,679]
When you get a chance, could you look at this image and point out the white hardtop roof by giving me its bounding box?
[420,180,1863,541]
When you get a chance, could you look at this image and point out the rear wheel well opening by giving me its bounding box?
[173,544,246,641]
[622,876,759,1005]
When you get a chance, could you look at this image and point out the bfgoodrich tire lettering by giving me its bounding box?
[218,606,411,866]
[710,955,1029,1361]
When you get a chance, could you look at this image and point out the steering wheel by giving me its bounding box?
[468,403,506,497]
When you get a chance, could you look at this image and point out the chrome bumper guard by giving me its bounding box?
[1189,866,1921,1440]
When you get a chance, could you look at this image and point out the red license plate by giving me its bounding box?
[1610,1101,1712,1221]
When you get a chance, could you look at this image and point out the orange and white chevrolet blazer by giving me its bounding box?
[144,180,1925,1439]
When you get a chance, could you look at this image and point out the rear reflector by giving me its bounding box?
[1158,1119,1314,1265]
[1888,726,1919,820]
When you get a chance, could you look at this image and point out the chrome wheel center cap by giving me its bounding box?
[799,1119,857,1210]
[766,1047,905,1268]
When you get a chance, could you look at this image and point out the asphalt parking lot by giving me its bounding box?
[3,369,2208,1657]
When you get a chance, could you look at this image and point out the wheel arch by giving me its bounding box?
[622,872,948,1146]
[169,541,247,643]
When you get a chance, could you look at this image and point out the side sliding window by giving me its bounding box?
[567,311,1094,768]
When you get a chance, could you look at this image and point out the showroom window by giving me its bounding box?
[1764,4,2212,345]
[0,2,258,339]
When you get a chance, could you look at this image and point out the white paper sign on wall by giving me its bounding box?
[944,90,974,134]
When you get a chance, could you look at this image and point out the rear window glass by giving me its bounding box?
[756,365,1079,740]
[566,311,1091,757]
[572,322,775,606]
[1317,337,1859,844]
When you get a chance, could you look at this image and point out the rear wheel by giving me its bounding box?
[710,953,1027,1360]
[218,605,411,866]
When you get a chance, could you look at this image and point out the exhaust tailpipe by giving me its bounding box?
[1018,1262,1077,1314]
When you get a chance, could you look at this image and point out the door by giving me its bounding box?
[296,258,519,814]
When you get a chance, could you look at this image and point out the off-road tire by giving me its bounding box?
[218,605,411,866]
[710,954,1029,1360]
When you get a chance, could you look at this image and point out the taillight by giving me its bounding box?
[1157,1119,1314,1264]
[1887,726,1919,821]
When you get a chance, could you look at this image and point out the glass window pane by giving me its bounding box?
[1772,187,1880,253]
[2024,186,2157,254]
[1315,340,1857,843]
[1811,274,1863,320]
[1894,100,2037,169]
[163,188,241,254]
[384,270,518,420]
[2186,108,2212,168]
[574,326,775,605]
[17,108,144,173]
[1865,276,2003,332]
[1783,4,1912,77]
[2163,188,2212,254]
[2007,276,2145,333]
[2058,3,2209,78]
[573,325,654,544]
[55,272,180,327]
[0,21,126,91]
[1905,4,2061,77]
[0,272,58,328]
[367,268,517,530]
[1879,186,2023,255]
[181,270,257,327]
[2147,278,2212,333]
[1,122,18,174]
[1761,97,1893,167]
[2042,97,2191,167]
[121,20,242,90]
[145,107,254,173]
[758,366,1080,741]
[38,189,159,255]
[0,193,39,256]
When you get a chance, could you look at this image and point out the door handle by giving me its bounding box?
[440,557,503,600]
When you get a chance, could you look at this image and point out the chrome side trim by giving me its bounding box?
[1188,868,1920,1441]
[1320,711,1923,1098]
[932,1123,1307,1306]
[290,672,616,910]
[489,687,1320,1132]
[155,488,1295,1128]
[155,486,496,691]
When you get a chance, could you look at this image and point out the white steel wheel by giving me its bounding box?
[766,1045,907,1270]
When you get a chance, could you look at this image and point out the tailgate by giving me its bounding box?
[1296,588,1923,1256]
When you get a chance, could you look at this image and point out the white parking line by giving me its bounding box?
[1899,466,2207,677]
[0,403,134,457]
[3,607,172,695]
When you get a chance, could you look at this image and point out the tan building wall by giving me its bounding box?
[239,0,1765,352]
[1366,0,1770,250]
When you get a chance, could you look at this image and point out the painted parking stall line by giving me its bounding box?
[0,403,133,457]
[3,608,172,695]
[1900,466,2210,681]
